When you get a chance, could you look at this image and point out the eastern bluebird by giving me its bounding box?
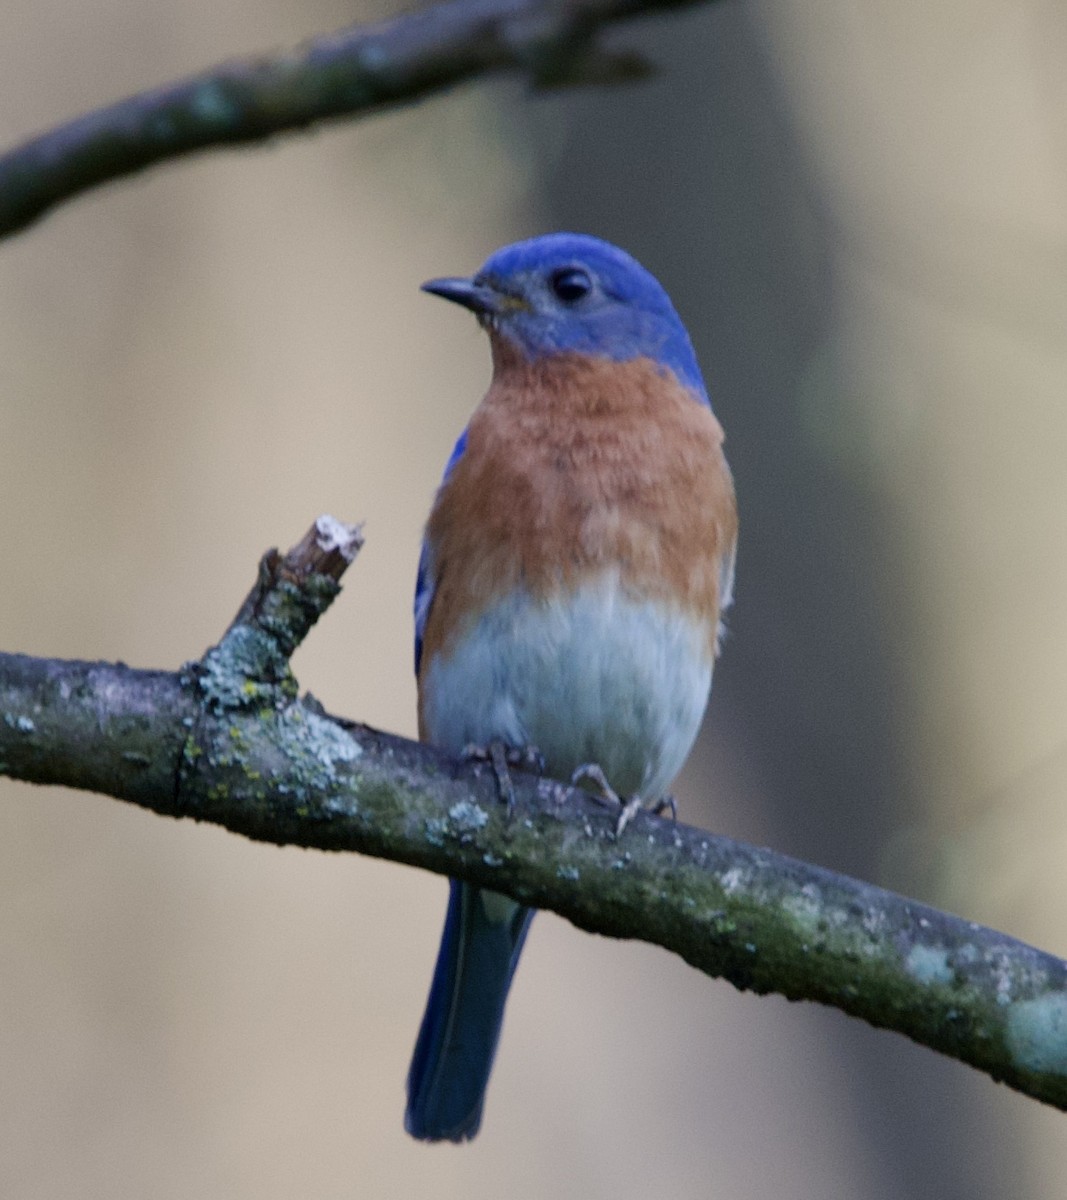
[405,233,737,1142]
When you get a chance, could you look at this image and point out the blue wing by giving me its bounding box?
[414,427,468,676]
[405,881,534,1141]
[409,423,535,1141]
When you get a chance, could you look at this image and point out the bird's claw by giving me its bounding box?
[570,762,633,836]
[461,740,545,813]
[505,744,547,775]
[650,794,677,822]
[570,764,675,836]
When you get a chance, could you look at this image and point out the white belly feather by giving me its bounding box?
[419,572,713,800]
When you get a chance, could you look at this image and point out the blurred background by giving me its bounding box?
[2,0,1066,1195]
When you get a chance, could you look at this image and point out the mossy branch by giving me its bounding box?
[0,0,717,241]
[1,516,1066,1113]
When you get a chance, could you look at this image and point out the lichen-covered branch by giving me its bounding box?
[2,516,1067,1113]
[0,0,714,241]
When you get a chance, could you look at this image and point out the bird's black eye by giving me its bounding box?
[549,267,592,304]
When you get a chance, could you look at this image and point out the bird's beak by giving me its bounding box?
[421,276,526,316]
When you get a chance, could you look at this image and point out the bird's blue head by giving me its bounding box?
[422,233,709,405]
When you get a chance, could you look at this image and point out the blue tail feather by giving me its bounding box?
[405,880,533,1142]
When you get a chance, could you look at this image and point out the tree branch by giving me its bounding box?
[0,0,714,242]
[2,516,1067,1112]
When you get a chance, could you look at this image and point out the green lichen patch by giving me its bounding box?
[1006,993,1067,1076]
[198,625,295,710]
[448,799,490,834]
[906,943,954,987]
[253,575,341,660]
[268,704,363,808]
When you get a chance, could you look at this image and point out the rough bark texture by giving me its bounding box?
[2,517,1067,1114]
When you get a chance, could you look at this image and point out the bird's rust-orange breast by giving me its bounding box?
[419,342,737,683]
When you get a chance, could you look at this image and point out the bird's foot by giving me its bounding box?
[650,794,678,822]
[501,743,547,775]
[570,764,676,836]
[461,740,545,813]
[570,762,634,836]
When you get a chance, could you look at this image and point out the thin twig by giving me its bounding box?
[0,0,715,240]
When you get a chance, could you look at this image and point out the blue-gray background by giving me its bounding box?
[2,0,1066,1195]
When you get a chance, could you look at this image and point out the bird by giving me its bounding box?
[405,232,737,1142]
